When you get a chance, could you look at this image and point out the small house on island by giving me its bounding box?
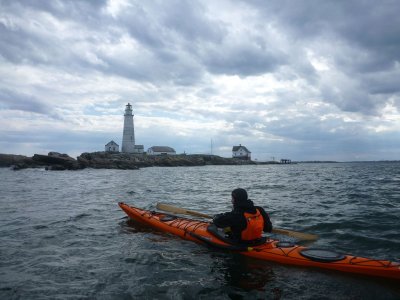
[105,141,119,152]
[147,146,176,156]
[232,144,251,160]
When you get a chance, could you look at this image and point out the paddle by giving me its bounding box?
[156,203,318,241]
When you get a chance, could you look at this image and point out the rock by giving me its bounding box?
[10,163,29,170]
[1,151,256,171]
[0,154,38,169]
[77,152,140,169]
[32,153,80,170]
[75,152,257,169]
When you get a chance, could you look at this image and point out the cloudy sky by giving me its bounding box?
[1,0,399,161]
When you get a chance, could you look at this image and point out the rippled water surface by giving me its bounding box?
[1,163,400,299]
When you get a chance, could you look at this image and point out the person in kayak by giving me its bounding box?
[212,188,272,243]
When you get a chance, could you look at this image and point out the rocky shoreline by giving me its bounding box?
[0,152,269,171]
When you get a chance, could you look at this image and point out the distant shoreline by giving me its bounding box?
[1,152,398,171]
[0,152,264,171]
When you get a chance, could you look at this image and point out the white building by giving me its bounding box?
[105,140,119,152]
[147,146,176,156]
[232,144,251,160]
[121,103,144,153]
[121,103,136,153]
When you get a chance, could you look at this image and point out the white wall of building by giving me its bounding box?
[121,103,135,153]
[105,141,119,152]
[147,146,176,156]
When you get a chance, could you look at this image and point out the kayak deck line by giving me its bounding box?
[118,202,400,280]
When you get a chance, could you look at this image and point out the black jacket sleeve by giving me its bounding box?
[212,212,236,228]
[213,211,248,241]
[255,206,273,233]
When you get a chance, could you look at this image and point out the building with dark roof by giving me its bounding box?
[105,140,119,152]
[232,144,251,160]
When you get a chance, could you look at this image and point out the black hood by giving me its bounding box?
[232,188,255,209]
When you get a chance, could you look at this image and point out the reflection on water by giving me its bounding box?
[219,255,276,291]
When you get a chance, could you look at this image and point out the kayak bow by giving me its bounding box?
[118,202,400,280]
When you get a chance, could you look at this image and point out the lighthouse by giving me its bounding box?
[121,103,135,153]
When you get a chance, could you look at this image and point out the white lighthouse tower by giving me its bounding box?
[121,103,135,153]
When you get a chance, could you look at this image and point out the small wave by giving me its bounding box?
[70,213,91,221]
[33,224,48,230]
[124,252,164,265]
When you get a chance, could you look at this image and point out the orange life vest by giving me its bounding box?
[241,209,264,241]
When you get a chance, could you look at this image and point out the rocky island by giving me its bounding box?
[0,152,264,171]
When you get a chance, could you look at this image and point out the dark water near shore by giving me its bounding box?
[1,163,399,299]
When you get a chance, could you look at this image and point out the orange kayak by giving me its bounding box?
[118,202,400,280]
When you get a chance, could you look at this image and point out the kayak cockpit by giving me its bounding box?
[189,224,269,251]
[207,224,268,247]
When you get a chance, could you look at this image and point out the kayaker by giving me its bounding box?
[212,188,272,243]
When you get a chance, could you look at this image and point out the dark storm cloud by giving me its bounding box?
[0,89,50,115]
[334,3,400,73]
[103,1,229,83]
[244,0,400,114]
[202,44,286,76]
[113,1,286,78]
[0,0,110,73]
[2,0,399,85]
[120,1,224,48]
[0,0,290,85]
[0,19,51,65]
[246,0,400,66]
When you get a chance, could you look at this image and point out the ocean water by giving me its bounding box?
[0,162,399,299]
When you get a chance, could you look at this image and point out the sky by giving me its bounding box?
[1,0,400,161]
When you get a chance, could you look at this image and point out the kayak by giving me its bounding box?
[118,202,400,280]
